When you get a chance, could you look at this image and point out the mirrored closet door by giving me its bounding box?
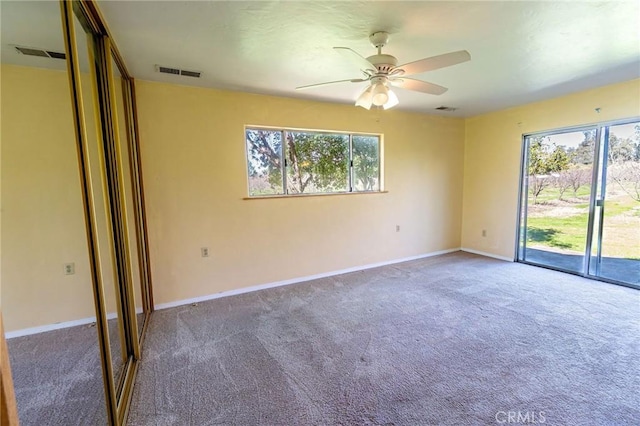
[1,0,110,423]
[70,4,129,400]
[62,0,154,422]
[2,1,154,424]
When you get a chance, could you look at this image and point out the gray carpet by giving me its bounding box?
[8,323,108,425]
[7,316,131,425]
[126,252,640,425]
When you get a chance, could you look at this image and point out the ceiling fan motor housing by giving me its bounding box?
[367,54,398,74]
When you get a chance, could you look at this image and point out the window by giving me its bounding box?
[245,127,381,196]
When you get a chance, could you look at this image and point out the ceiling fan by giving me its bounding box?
[296,31,471,110]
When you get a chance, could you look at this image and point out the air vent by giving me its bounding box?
[46,51,66,60]
[155,65,201,78]
[15,46,66,60]
[180,70,201,78]
[157,66,180,75]
[435,106,458,112]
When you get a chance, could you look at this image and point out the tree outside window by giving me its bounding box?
[246,127,381,197]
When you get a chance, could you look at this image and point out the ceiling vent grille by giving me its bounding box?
[15,46,66,60]
[180,69,201,78]
[46,51,67,60]
[157,66,180,75]
[156,65,201,78]
[435,106,458,112]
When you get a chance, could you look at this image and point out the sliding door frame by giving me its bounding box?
[593,127,611,276]
[60,0,154,424]
[515,117,640,290]
[583,127,603,276]
[516,123,599,268]
[128,78,155,318]
[60,3,119,423]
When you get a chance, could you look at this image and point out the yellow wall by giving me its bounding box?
[461,79,640,259]
[135,80,466,305]
[6,63,636,329]
[0,64,100,331]
[1,64,125,332]
[1,65,465,330]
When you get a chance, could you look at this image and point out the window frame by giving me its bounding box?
[244,125,383,198]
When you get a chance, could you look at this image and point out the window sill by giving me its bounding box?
[243,191,388,200]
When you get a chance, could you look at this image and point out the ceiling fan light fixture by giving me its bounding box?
[371,82,389,106]
[302,33,470,111]
[383,89,399,110]
[355,85,374,110]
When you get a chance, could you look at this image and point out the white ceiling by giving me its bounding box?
[1,1,68,72]
[0,1,94,73]
[2,1,639,117]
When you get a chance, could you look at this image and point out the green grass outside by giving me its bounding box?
[526,186,640,259]
[526,214,588,252]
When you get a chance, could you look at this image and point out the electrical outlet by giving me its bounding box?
[396,225,400,232]
[64,263,75,275]
[201,247,209,257]
[482,229,487,237]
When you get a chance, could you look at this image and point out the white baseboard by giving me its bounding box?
[155,248,462,311]
[7,250,464,337]
[5,317,98,339]
[5,308,144,339]
[461,247,514,262]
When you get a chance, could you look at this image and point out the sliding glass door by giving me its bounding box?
[588,122,640,285]
[518,120,640,288]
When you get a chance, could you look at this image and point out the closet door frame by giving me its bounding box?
[60,0,154,423]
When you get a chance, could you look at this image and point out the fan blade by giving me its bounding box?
[296,78,367,90]
[390,78,448,95]
[334,47,377,74]
[396,50,470,76]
